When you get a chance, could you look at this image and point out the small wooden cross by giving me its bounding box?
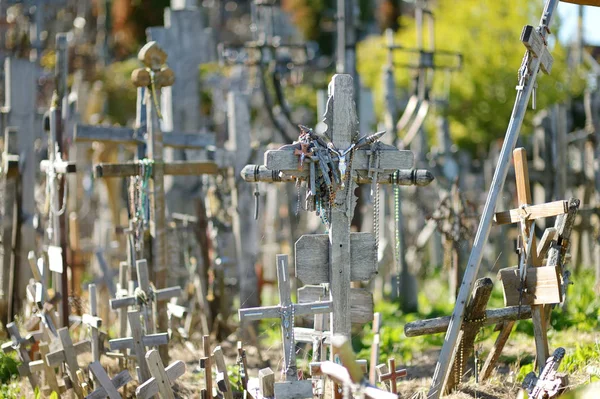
[29,342,63,395]
[1,322,39,388]
[110,259,182,334]
[86,361,132,399]
[45,327,91,398]
[239,254,332,383]
[199,335,213,397]
[377,358,407,393]
[522,347,567,399]
[82,284,103,364]
[135,349,186,399]
[213,346,233,399]
[108,310,169,383]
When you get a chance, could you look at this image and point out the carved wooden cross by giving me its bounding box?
[376,358,407,393]
[239,254,332,388]
[86,362,132,399]
[1,322,39,387]
[45,327,91,398]
[136,349,186,399]
[241,74,430,344]
[110,259,181,334]
[108,310,169,382]
[82,283,103,364]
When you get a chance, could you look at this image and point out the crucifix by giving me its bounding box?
[75,42,218,356]
[136,349,186,399]
[239,254,332,398]
[0,126,21,325]
[1,322,39,387]
[108,310,169,383]
[87,362,132,399]
[376,358,407,393]
[242,74,431,344]
[45,327,91,398]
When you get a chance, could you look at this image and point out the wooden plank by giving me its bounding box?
[480,321,515,381]
[33,342,60,394]
[298,286,373,324]
[499,266,562,306]
[493,201,568,225]
[537,228,557,260]
[273,380,313,399]
[57,328,83,397]
[87,369,131,399]
[202,336,212,396]
[94,161,219,178]
[295,233,377,285]
[213,346,233,399]
[259,368,275,398]
[128,311,151,382]
[145,349,176,399]
[404,306,532,337]
[88,362,122,399]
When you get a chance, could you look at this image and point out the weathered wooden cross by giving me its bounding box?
[213,345,233,399]
[241,74,431,346]
[108,310,169,383]
[1,322,39,387]
[45,327,91,398]
[28,341,63,395]
[86,362,132,399]
[239,254,332,397]
[82,283,103,365]
[376,358,407,394]
[135,349,186,399]
[24,251,60,338]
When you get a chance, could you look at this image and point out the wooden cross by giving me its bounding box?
[45,327,91,397]
[239,254,332,385]
[110,259,182,334]
[521,347,567,399]
[376,358,407,393]
[213,345,233,399]
[29,342,62,395]
[1,322,39,387]
[237,341,249,391]
[241,74,430,344]
[136,349,186,399]
[108,310,169,383]
[82,283,103,364]
[87,362,132,399]
[24,251,60,338]
[0,126,21,324]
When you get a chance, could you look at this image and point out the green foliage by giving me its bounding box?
[0,377,22,399]
[101,58,139,125]
[561,342,600,374]
[357,0,587,152]
[0,352,19,384]
[516,362,534,383]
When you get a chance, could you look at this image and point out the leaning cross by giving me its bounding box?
[376,358,407,394]
[1,323,39,387]
[29,342,62,395]
[45,327,91,398]
[24,251,60,338]
[108,310,169,383]
[239,254,332,394]
[241,74,431,344]
[109,259,182,334]
[136,349,186,399]
[87,361,132,399]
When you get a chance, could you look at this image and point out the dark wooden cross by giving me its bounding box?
[110,259,181,334]
[241,74,431,344]
[0,126,21,324]
[108,310,169,383]
[239,254,332,395]
[1,322,39,387]
[45,327,91,398]
[86,362,132,399]
[136,349,186,399]
[376,358,407,393]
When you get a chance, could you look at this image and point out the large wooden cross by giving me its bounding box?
[108,310,169,382]
[376,358,407,394]
[242,74,430,342]
[239,254,332,381]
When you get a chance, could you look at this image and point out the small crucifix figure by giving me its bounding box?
[1,323,39,388]
[377,359,407,393]
[86,361,132,399]
[108,310,169,383]
[239,255,332,386]
[45,327,91,398]
[136,349,186,399]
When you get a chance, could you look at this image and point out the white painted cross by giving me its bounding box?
[136,349,186,399]
[87,362,132,399]
[45,327,91,398]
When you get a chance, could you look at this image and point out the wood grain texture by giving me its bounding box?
[499,266,562,306]
[274,381,313,399]
[259,368,275,398]
[88,362,123,399]
[295,233,377,285]
[145,349,176,399]
[493,201,568,225]
[298,286,373,324]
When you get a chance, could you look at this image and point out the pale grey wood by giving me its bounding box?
[154,286,183,301]
[108,333,169,350]
[124,311,151,382]
[537,228,557,260]
[259,368,275,398]
[117,262,129,339]
[295,233,377,284]
[87,369,132,399]
[404,305,533,337]
[298,286,373,324]
[30,342,60,394]
[135,353,186,399]
[46,327,86,397]
[145,349,176,399]
[74,124,216,149]
[293,327,331,344]
[273,380,313,399]
[87,362,127,399]
[136,259,155,332]
[213,346,233,399]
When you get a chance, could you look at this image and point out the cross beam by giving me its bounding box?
[1,323,39,388]
[45,327,91,397]
[87,362,132,399]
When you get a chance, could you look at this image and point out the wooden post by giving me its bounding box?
[82,284,102,365]
[427,3,560,395]
[202,335,213,397]
[369,313,381,384]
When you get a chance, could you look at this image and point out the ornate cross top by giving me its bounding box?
[239,254,332,382]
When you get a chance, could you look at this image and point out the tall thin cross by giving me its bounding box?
[135,349,186,399]
[239,254,332,386]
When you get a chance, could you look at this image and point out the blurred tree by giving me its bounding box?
[376,0,401,31]
[357,0,588,153]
